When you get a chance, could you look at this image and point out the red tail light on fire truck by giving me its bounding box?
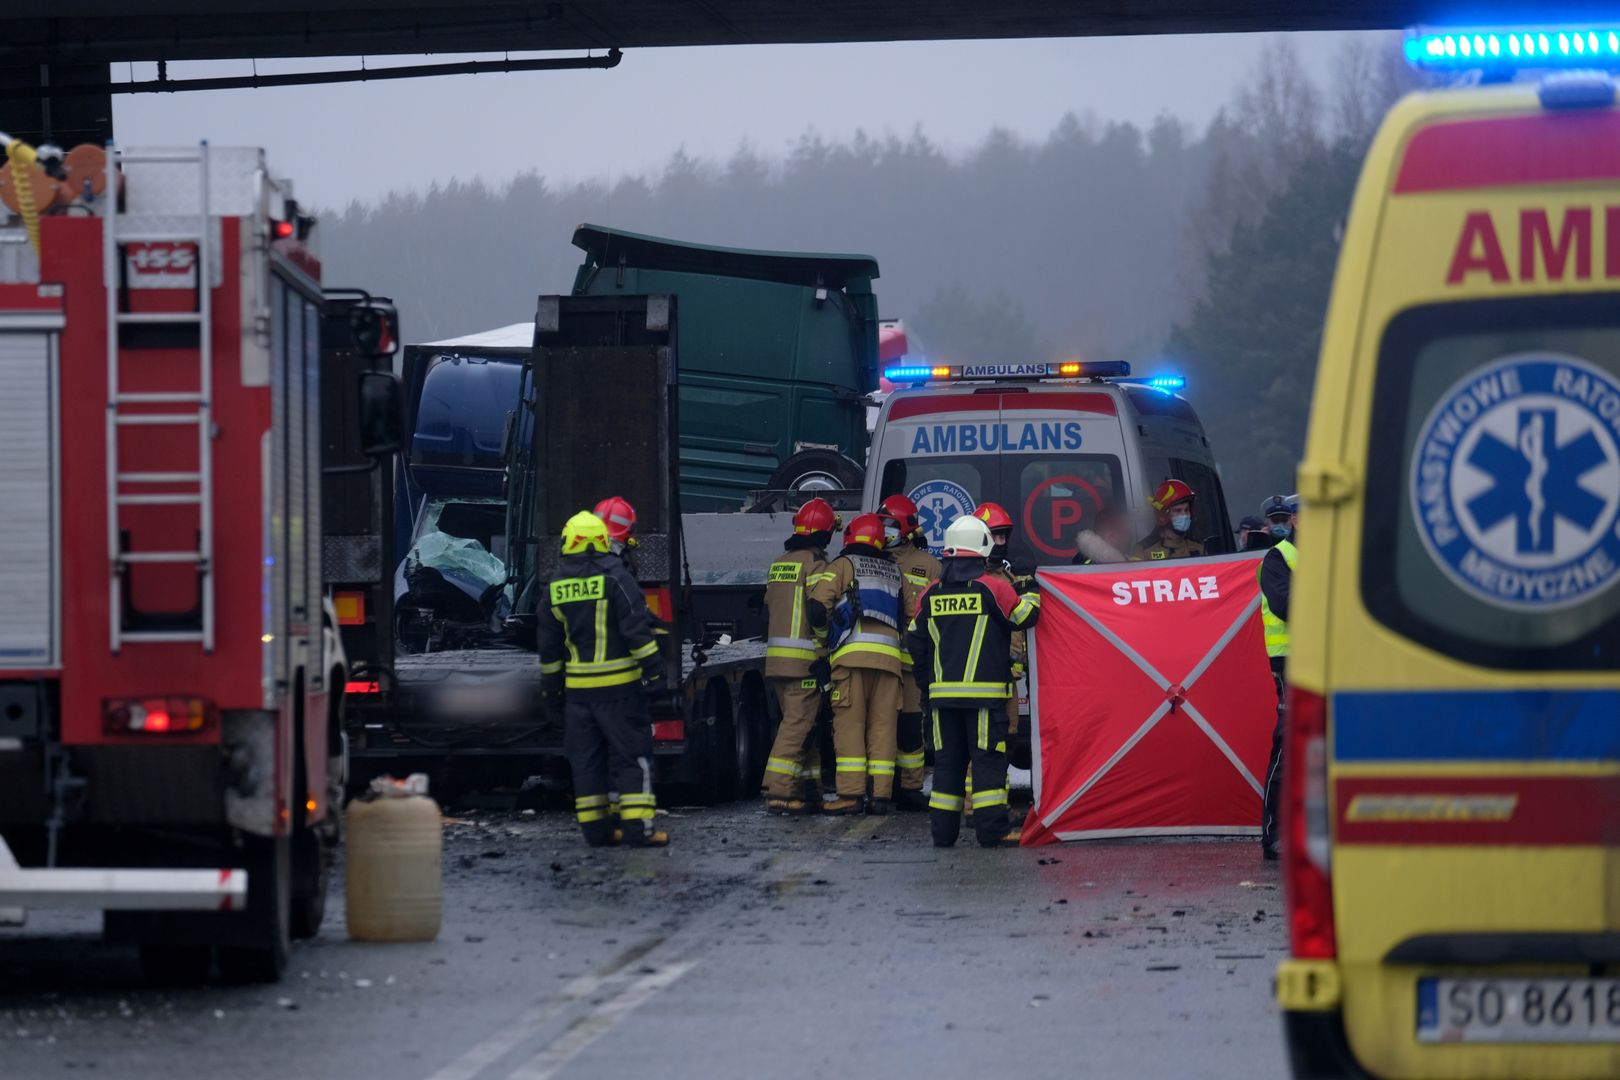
[102,696,218,735]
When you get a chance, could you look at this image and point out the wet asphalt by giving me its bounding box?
[0,803,1289,1079]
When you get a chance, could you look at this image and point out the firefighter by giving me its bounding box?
[807,513,904,815]
[1258,495,1298,861]
[1136,479,1205,560]
[593,495,639,557]
[908,516,1040,847]
[760,498,840,815]
[974,502,1030,739]
[538,512,669,848]
[879,494,941,812]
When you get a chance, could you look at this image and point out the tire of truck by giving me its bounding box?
[683,681,735,806]
[217,835,292,984]
[737,674,772,796]
[290,678,341,940]
[765,449,864,495]
[138,944,213,986]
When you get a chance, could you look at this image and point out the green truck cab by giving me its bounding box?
[570,225,880,511]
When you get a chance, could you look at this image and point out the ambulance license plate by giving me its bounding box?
[1417,978,1620,1043]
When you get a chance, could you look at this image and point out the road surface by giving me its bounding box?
[0,803,1290,1079]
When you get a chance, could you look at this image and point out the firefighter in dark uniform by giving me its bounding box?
[908,516,1040,847]
[807,513,904,815]
[1136,479,1206,560]
[879,494,941,812]
[539,511,669,848]
[760,498,839,815]
[1258,495,1298,861]
[974,502,1031,739]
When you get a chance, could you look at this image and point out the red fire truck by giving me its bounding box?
[0,138,401,982]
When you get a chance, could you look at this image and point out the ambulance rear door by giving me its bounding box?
[1315,82,1620,1080]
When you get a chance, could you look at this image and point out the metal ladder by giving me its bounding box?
[103,143,215,653]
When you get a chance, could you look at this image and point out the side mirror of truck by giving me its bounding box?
[348,302,399,360]
[358,371,405,457]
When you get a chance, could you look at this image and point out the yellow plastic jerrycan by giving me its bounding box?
[345,774,443,942]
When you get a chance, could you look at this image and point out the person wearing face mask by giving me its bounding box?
[1258,495,1298,861]
[1135,479,1205,560]
[1237,515,1275,553]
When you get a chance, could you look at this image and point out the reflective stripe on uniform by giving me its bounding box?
[766,756,800,777]
[977,708,990,751]
[577,808,610,823]
[540,659,564,675]
[896,750,925,769]
[835,756,867,774]
[971,787,1009,809]
[929,680,1012,699]
[833,632,902,664]
[766,635,819,662]
[565,668,644,690]
[566,656,640,674]
[575,794,610,810]
[1011,594,1040,622]
[619,792,657,820]
[630,640,659,660]
[806,571,838,586]
[868,759,895,776]
[929,791,964,811]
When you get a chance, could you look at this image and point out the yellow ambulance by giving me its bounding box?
[1276,27,1620,1079]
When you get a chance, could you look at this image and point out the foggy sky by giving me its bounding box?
[112,33,1376,209]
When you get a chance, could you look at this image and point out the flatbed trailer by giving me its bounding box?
[347,296,794,804]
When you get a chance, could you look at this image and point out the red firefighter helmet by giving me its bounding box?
[843,512,888,551]
[974,502,1014,533]
[878,493,920,535]
[593,496,638,544]
[792,497,840,536]
[1148,479,1196,519]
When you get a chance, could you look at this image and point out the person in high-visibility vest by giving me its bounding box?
[807,514,904,815]
[760,498,840,814]
[539,512,669,848]
[1258,495,1298,861]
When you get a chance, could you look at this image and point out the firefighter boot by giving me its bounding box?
[766,797,817,816]
[822,795,865,816]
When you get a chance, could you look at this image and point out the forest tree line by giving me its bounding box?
[324,35,1424,519]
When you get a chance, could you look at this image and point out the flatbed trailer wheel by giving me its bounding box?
[218,836,291,984]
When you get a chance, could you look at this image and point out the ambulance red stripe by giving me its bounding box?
[1394,112,1620,194]
[1335,775,1620,846]
[886,391,1116,420]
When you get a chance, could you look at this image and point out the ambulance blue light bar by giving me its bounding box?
[1119,374,1187,392]
[884,360,1131,383]
[1406,25,1620,70]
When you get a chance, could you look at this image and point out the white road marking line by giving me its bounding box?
[423,938,666,1080]
[502,960,697,1080]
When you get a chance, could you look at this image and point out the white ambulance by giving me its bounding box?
[863,360,1232,759]
[864,361,1232,567]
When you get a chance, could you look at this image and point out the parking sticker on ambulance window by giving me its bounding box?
[1410,353,1620,610]
[908,479,976,555]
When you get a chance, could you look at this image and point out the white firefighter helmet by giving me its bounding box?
[942,515,994,558]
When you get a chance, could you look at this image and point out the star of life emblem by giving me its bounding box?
[908,479,976,556]
[1410,353,1620,610]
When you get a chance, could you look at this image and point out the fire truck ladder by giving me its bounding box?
[103,143,215,654]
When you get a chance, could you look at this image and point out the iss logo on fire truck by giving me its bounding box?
[1411,353,1620,610]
